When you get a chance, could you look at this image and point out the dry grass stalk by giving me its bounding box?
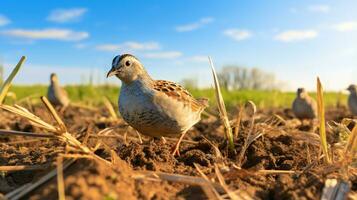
[59,154,96,160]
[0,56,26,104]
[25,97,34,113]
[194,163,223,200]
[5,160,74,200]
[257,169,297,174]
[1,101,112,167]
[234,105,243,139]
[103,97,118,120]
[208,56,234,151]
[56,157,66,200]
[237,101,261,167]
[202,136,223,160]
[41,96,67,133]
[82,128,91,146]
[273,114,286,125]
[214,164,242,200]
[135,170,226,193]
[345,124,357,158]
[110,150,122,165]
[316,77,331,164]
[0,164,49,172]
[0,129,54,138]
[306,143,312,164]
[237,131,263,168]
[0,104,58,132]
[39,98,112,165]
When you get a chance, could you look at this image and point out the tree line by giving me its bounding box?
[182,65,280,90]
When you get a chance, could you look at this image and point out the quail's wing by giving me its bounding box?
[60,87,68,98]
[153,80,208,112]
[58,87,70,104]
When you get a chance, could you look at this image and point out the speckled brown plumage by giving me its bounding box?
[107,54,208,155]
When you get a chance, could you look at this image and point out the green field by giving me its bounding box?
[6,85,347,109]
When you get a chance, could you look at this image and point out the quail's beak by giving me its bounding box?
[106,67,118,78]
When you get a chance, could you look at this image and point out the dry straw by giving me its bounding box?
[345,124,357,159]
[103,96,118,120]
[208,56,234,151]
[57,157,66,200]
[236,101,262,167]
[0,96,111,166]
[316,77,331,163]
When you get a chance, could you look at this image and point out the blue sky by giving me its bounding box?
[0,0,356,91]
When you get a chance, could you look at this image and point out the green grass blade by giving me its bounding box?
[317,77,331,164]
[0,56,26,104]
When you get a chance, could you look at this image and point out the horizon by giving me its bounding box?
[1,0,356,91]
[7,81,351,93]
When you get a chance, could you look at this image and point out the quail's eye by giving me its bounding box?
[125,60,131,67]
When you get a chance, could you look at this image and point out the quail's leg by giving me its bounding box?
[171,132,187,156]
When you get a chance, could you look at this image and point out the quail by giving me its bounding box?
[47,73,70,109]
[292,88,317,119]
[347,84,357,115]
[107,54,208,155]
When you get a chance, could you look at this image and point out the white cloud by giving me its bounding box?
[307,5,330,13]
[124,41,160,50]
[274,30,318,42]
[1,28,89,41]
[47,8,87,23]
[332,21,357,32]
[0,15,10,26]
[95,41,160,52]
[223,29,252,41]
[74,43,88,49]
[187,55,208,63]
[175,17,214,32]
[96,44,119,52]
[143,51,182,59]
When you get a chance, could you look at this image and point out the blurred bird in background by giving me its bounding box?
[347,84,357,116]
[292,88,317,120]
[47,73,70,112]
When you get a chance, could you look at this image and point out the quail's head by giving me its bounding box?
[297,88,307,98]
[107,54,147,83]
[347,84,357,94]
[50,73,58,84]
